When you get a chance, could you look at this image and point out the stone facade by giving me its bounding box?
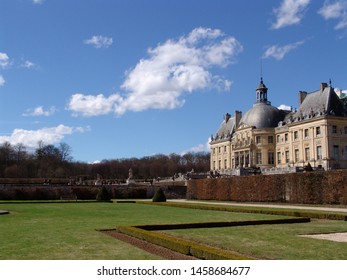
[210,80,347,174]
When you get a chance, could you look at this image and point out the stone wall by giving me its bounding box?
[187,170,347,205]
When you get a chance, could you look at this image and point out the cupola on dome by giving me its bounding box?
[239,78,285,129]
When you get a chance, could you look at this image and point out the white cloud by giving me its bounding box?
[84,35,113,49]
[67,93,122,117]
[278,104,292,110]
[335,88,347,97]
[32,0,45,4]
[0,125,88,149]
[272,0,311,29]
[68,27,242,117]
[262,40,305,60]
[318,0,347,30]
[0,75,5,87]
[23,106,57,117]
[0,52,10,69]
[182,138,211,155]
[88,160,101,164]
[20,60,36,69]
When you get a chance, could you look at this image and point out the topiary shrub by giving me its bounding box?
[152,187,166,202]
[96,186,112,202]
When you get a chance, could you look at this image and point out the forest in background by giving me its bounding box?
[0,141,210,180]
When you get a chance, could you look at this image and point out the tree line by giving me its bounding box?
[0,141,210,180]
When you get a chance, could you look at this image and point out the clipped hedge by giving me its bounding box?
[187,170,347,205]
[117,226,191,255]
[152,187,166,202]
[96,186,112,201]
[135,217,310,231]
[117,226,254,260]
[0,183,187,200]
[139,201,347,221]
[189,243,250,260]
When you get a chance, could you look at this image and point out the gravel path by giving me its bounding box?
[301,232,347,243]
[172,199,347,213]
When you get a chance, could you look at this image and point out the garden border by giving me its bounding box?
[137,201,347,221]
[105,203,311,260]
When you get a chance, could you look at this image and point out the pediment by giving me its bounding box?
[236,123,253,130]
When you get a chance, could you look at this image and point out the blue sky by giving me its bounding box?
[0,0,346,163]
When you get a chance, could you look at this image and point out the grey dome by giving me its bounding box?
[240,102,283,129]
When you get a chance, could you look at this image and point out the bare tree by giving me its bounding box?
[58,142,73,162]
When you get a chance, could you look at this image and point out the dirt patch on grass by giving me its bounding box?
[301,232,347,243]
[102,230,196,260]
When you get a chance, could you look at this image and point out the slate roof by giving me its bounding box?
[283,86,347,124]
[211,114,235,142]
[240,102,286,129]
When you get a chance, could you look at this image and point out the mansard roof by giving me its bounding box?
[211,113,235,142]
[283,85,347,124]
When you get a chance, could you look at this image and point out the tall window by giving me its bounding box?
[235,156,239,167]
[256,152,262,164]
[285,150,290,163]
[333,145,339,159]
[276,135,280,143]
[268,136,273,144]
[294,131,298,140]
[305,147,310,161]
[295,149,299,162]
[316,126,321,136]
[285,133,288,142]
[224,159,227,169]
[268,152,274,164]
[332,125,337,134]
[317,146,322,160]
[277,152,281,164]
[304,129,309,138]
[256,136,261,144]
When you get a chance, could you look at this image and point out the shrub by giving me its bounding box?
[189,243,253,260]
[119,226,191,255]
[152,187,166,202]
[96,186,112,202]
[117,226,254,259]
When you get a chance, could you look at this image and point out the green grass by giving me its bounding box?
[1,201,346,259]
[166,220,347,260]
[0,201,282,260]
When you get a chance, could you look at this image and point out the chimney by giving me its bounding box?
[224,113,231,122]
[298,91,307,105]
[235,110,242,127]
[320,82,328,92]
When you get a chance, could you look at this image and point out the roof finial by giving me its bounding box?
[329,78,332,87]
[260,59,263,81]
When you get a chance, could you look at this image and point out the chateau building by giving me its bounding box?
[210,79,347,175]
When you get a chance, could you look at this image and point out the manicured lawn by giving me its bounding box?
[165,219,347,260]
[0,201,283,260]
[1,201,346,259]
